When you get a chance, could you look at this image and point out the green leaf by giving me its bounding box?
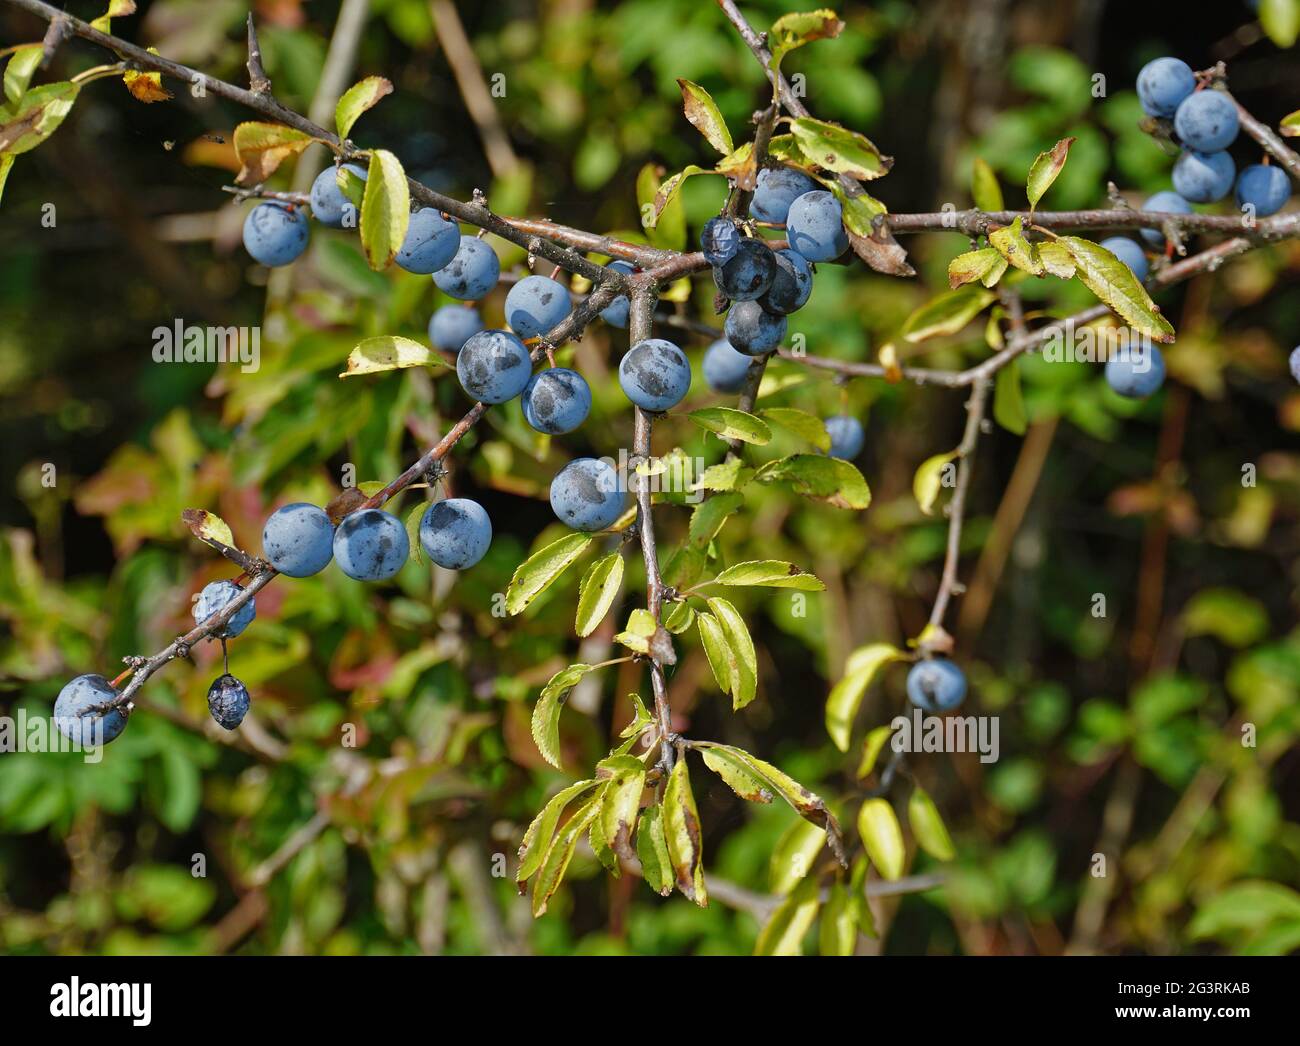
[0,81,79,156]
[597,754,647,860]
[677,79,733,155]
[0,154,12,206]
[695,457,749,492]
[339,335,443,377]
[531,797,601,916]
[613,607,658,656]
[231,120,315,184]
[3,45,43,106]
[404,502,424,566]
[970,156,1004,212]
[754,874,821,955]
[770,817,828,895]
[819,881,857,956]
[701,746,774,804]
[908,786,956,861]
[713,559,825,591]
[1260,0,1300,48]
[687,407,771,445]
[856,724,894,778]
[900,287,995,343]
[618,691,655,740]
[505,532,593,615]
[335,76,393,139]
[707,597,757,710]
[663,759,707,906]
[637,161,685,249]
[663,601,696,634]
[531,663,594,768]
[692,742,845,863]
[688,492,744,546]
[789,116,891,181]
[768,9,845,74]
[360,149,410,271]
[575,552,624,638]
[1059,236,1175,343]
[912,450,958,515]
[754,454,871,510]
[1182,587,1270,648]
[636,804,673,896]
[947,248,1007,290]
[994,359,1028,436]
[1025,136,1075,213]
[825,642,906,751]
[589,816,619,875]
[1281,109,1300,137]
[697,611,735,698]
[759,407,830,451]
[653,164,709,220]
[1190,881,1300,940]
[517,778,600,883]
[857,798,905,881]
[988,216,1044,275]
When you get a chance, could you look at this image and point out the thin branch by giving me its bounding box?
[1230,91,1300,185]
[428,0,520,179]
[886,206,1300,240]
[928,377,991,629]
[244,13,271,95]
[628,287,674,768]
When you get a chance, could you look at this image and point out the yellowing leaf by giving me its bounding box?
[754,874,821,955]
[677,79,733,155]
[825,642,905,751]
[769,8,845,73]
[687,407,771,445]
[708,596,757,710]
[913,450,958,515]
[759,407,831,451]
[820,881,858,956]
[180,508,235,550]
[856,724,894,778]
[789,116,891,180]
[1059,236,1175,343]
[754,454,871,510]
[857,797,906,880]
[531,797,600,916]
[663,760,707,906]
[3,45,43,106]
[713,559,825,591]
[335,76,393,140]
[0,81,80,156]
[597,754,647,860]
[505,532,593,615]
[908,786,956,861]
[947,248,1005,289]
[90,0,136,33]
[531,663,594,769]
[1037,239,1076,279]
[360,148,409,270]
[123,49,171,103]
[232,121,316,184]
[701,746,774,804]
[636,804,673,896]
[988,216,1044,275]
[340,335,443,377]
[1026,136,1075,213]
[517,778,600,883]
[901,287,995,343]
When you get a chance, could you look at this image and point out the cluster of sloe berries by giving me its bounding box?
[700,167,864,461]
[1093,57,1293,400]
